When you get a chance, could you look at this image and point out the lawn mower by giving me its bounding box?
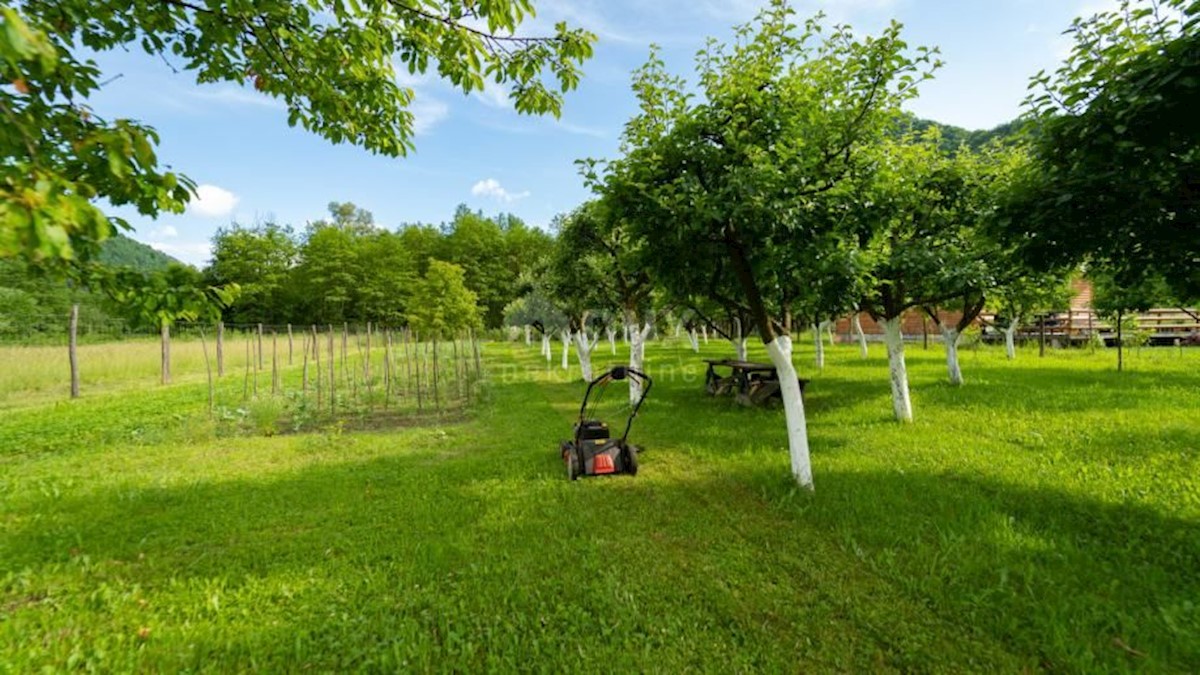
[560,366,652,480]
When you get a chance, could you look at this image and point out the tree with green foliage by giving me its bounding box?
[504,288,566,362]
[555,200,655,400]
[1003,0,1199,302]
[543,208,614,382]
[407,260,480,339]
[1,1,594,271]
[1092,269,1174,372]
[593,2,939,487]
[206,222,297,324]
[987,272,1074,360]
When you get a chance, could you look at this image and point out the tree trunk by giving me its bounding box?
[701,325,709,344]
[1117,309,1124,373]
[825,320,835,347]
[812,323,825,370]
[852,314,869,359]
[199,327,214,416]
[560,330,570,369]
[687,329,699,353]
[882,316,913,422]
[606,327,617,354]
[1039,315,1046,357]
[731,338,748,362]
[160,322,171,385]
[216,321,225,376]
[1003,324,1017,360]
[69,304,80,399]
[627,318,653,406]
[573,331,595,382]
[623,324,630,344]
[541,333,552,363]
[765,336,813,489]
[941,326,963,386]
[525,325,531,346]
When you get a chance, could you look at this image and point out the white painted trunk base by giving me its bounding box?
[822,320,834,347]
[942,326,963,385]
[812,323,825,370]
[1004,325,1017,360]
[732,338,748,362]
[701,326,709,344]
[766,337,813,489]
[560,331,570,370]
[883,317,914,422]
[574,331,596,382]
[852,314,869,359]
[541,334,551,362]
[624,312,652,401]
[525,325,532,346]
[688,329,699,353]
[606,328,617,354]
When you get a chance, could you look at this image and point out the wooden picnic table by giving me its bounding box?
[703,358,808,407]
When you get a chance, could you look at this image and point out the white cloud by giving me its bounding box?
[147,241,214,266]
[471,178,530,203]
[150,225,179,238]
[188,184,239,218]
[187,85,285,110]
[411,96,450,135]
[474,82,510,108]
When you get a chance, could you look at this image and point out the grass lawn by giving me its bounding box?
[2,337,1198,672]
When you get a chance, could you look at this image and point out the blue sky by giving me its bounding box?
[88,0,1111,266]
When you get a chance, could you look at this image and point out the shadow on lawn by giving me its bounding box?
[6,433,1198,671]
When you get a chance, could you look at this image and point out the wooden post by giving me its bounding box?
[243,335,251,400]
[452,337,461,403]
[313,325,322,410]
[328,325,336,413]
[471,328,482,380]
[415,334,424,413]
[1039,314,1046,358]
[161,321,171,385]
[301,331,310,395]
[199,327,214,416]
[1117,309,1124,373]
[252,328,259,396]
[69,304,80,399]
[922,317,929,350]
[287,324,294,366]
[272,329,280,395]
[216,321,225,377]
[383,329,392,410]
[432,338,441,412]
[257,323,264,369]
[404,328,413,398]
[365,322,372,383]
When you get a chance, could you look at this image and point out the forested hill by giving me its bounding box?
[97,235,180,271]
[902,115,1027,152]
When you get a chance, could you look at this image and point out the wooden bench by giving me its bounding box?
[703,359,809,407]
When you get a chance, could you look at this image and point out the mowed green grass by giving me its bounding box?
[1,337,1198,672]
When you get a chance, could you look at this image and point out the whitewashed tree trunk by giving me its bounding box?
[560,330,570,369]
[701,325,709,344]
[883,317,913,422]
[823,320,834,347]
[606,327,617,354]
[627,312,653,406]
[812,323,825,370]
[574,331,596,382]
[623,324,630,344]
[942,326,964,386]
[525,325,532,346]
[732,317,748,361]
[687,329,699,352]
[1003,323,1017,360]
[765,336,813,489]
[852,314,869,359]
[541,334,552,362]
[674,321,682,338]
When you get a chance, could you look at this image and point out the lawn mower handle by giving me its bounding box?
[577,366,653,442]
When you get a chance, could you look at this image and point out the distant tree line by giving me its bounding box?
[204,202,553,329]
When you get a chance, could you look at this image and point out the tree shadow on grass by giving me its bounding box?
[5,440,1198,672]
